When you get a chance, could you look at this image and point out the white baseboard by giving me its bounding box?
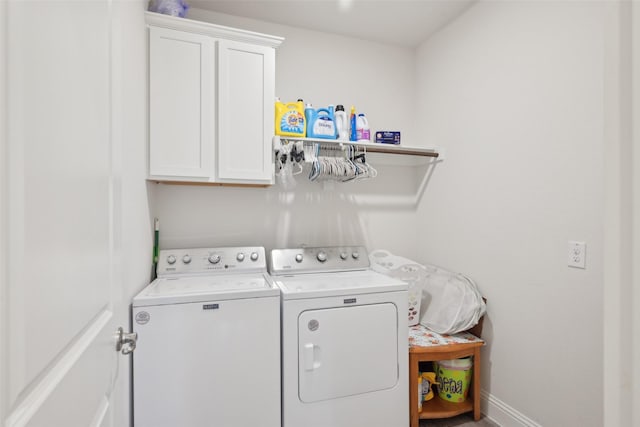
[481,390,542,427]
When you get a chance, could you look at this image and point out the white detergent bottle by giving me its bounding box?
[335,105,349,141]
[356,113,370,143]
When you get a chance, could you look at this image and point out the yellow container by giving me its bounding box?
[421,372,438,402]
[275,99,305,137]
[436,358,472,403]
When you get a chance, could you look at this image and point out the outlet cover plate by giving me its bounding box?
[568,241,586,269]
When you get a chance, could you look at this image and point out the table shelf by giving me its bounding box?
[419,395,474,419]
[408,316,486,426]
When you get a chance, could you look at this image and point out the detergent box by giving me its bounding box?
[375,131,401,145]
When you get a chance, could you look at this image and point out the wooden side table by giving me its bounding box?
[408,319,485,427]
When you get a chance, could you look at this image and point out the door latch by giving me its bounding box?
[115,327,138,355]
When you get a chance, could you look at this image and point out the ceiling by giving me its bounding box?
[187,0,476,47]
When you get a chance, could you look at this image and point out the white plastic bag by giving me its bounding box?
[418,264,486,334]
[370,250,486,334]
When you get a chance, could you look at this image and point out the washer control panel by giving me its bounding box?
[269,246,369,275]
[157,246,266,277]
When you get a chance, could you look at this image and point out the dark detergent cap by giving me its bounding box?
[336,105,345,111]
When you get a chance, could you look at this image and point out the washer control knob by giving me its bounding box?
[352,252,360,260]
[340,252,348,260]
[237,252,245,262]
[167,255,176,265]
[250,252,259,261]
[317,251,328,263]
[295,253,303,263]
[208,254,221,264]
[182,255,192,264]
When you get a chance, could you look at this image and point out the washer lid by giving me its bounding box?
[132,273,279,306]
[273,270,407,300]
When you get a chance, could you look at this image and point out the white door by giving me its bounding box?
[1,1,132,426]
[217,39,275,184]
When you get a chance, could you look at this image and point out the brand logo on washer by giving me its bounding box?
[308,319,319,331]
[135,311,150,325]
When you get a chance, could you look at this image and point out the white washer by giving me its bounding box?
[132,246,280,427]
[270,246,408,427]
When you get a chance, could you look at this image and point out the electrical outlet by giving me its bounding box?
[568,241,586,269]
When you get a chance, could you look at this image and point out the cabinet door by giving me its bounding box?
[217,40,275,184]
[149,27,214,179]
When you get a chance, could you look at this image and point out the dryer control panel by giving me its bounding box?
[269,246,370,275]
[157,246,266,277]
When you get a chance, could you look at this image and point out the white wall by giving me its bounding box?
[415,1,609,426]
[633,5,640,424]
[154,8,428,255]
[0,1,7,422]
[603,2,640,425]
[112,2,155,300]
[111,2,155,425]
[633,5,640,425]
[150,3,634,426]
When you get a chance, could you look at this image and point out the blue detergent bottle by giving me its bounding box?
[305,104,337,139]
[349,106,357,141]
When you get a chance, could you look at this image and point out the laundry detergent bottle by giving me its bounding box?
[275,98,306,137]
[335,105,349,141]
[305,104,337,139]
[356,113,370,142]
[349,106,357,141]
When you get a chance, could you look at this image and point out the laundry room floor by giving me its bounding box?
[420,414,499,426]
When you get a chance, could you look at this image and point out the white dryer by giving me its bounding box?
[269,246,408,427]
[132,246,280,427]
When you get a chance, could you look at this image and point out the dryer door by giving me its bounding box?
[298,303,398,403]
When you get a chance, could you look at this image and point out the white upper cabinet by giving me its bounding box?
[146,12,283,185]
[149,27,214,179]
[217,40,275,182]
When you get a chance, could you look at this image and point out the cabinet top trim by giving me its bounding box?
[145,11,284,48]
